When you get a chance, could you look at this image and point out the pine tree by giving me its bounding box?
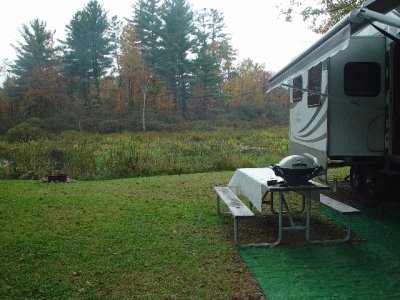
[62,0,115,110]
[11,19,57,85]
[159,0,194,116]
[10,19,60,117]
[190,9,223,118]
[132,0,161,70]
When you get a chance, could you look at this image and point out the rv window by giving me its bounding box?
[308,63,322,106]
[292,75,303,102]
[344,62,381,97]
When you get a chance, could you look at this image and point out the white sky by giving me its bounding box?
[0,0,320,75]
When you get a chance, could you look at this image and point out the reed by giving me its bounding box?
[0,127,289,180]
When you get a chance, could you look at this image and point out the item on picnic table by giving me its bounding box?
[272,153,323,185]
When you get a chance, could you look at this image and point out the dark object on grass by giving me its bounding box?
[47,174,68,183]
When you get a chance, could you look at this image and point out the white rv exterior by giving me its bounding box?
[268,0,400,197]
[288,36,386,165]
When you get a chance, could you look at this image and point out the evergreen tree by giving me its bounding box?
[158,0,194,116]
[207,9,236,80]
[10,19,60,117]
[132,0,161,70]
[11,19,58,86]
[62,0,115,109]
[190,9,224,118]
[131,1,235,118]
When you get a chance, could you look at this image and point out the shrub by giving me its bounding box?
[42,112,79,133]
[265,101,289,123]
[194,121,215,131]
[99,119,126,133]
[228,104,261,121]
[144,119,166,131]
[79,117,100,132]
[0,141,8,159]
[25,117,43,127]
[2,140,49,179]
[0,115,16,135]
[6,122,45,143]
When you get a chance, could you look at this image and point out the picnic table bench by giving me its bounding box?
[214,187,254,245]
[309,193,361,243]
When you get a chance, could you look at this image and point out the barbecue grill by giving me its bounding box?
[272,153,323,185]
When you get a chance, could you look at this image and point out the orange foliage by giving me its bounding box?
[19,67,66,117]
[100,77,123,114]
[223,59,271,110]
[151,84,175,112]
[118,24,146,112]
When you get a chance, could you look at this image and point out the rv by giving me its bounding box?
[268,0,400,199]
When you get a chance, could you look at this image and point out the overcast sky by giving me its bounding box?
[0,0,320,74]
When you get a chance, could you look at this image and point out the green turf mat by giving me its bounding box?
[240,208,400,299]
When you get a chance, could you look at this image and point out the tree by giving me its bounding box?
[118,24,150,130]
[1,77,18,115]
[120,25,152,131]
[0,59,9,79]
[118,24,142,112]
[204,8,236,77]
[0,78,14,134]
[19,67,67,117]
[223,59,270,113]
[280,0,362,33]
[10,19,62,117]
[190,8,227,118]
[62,0,116,111]
[11,19,58,83]
[132,0,162,70]
[218,40,237,80]
[158,0,194,116]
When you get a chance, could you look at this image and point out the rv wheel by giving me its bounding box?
[350,165,366,193]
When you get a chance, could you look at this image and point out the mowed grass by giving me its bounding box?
[0,172,260,299]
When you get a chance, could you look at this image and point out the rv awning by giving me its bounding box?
[268,0,400,91]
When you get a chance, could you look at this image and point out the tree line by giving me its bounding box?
[0,0,288,136]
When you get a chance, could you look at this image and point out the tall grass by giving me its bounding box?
[0,127,289,180]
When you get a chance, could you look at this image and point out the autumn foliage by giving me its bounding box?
[0,0,288,136]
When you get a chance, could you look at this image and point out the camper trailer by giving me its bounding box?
[268,0,400,198]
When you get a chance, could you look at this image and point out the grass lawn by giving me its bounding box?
[0,172,264,299]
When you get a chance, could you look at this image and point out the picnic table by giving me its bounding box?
[215,168,359,247]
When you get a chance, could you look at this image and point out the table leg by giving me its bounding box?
[306,191,311,241]
[300,194,306,213]
[277,191,283,244]
[216,195,221,214]
[270,192,275,214]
